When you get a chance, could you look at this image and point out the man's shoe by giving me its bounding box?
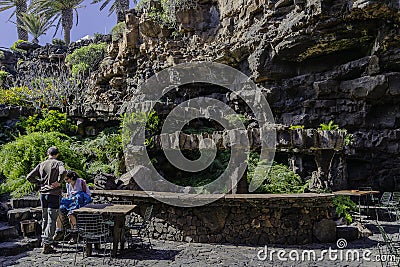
[53,231,64,241]
[42,244,56,254]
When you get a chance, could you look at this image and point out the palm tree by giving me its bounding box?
[30,0,84,45]
[19,12,54,44]
[91,0,131,23]
[0,0,28,41]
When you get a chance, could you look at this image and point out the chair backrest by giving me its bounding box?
[392,192,400,204]
[381,192,392,205]
[76,213,108,238]
[376,221,400,257]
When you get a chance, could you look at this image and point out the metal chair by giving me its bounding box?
[125,205,153,249]
[378,192,394,220]
[58,213,79,257]
[75,213,112,265]
[358,187,377,217]
[376,221,400,266]
[390,192,400,220]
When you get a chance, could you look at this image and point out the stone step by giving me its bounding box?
[0,238,41,257]
[7,207,42,226]
[11,197,40,209]
[0,222,18,241]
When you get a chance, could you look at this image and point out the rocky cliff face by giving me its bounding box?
[1,0,399,191]
[89,0,400,191]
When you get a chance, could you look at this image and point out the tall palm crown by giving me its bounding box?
[0,0,28,41]
[30,0,84,44]
[19,12,54,44]
[91,0,130,23]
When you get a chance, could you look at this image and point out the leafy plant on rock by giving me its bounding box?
[319,120,339,131]
[136,0,197,29]
[333,195,356,224]
[111,21,126,41]
[10,39,28,53]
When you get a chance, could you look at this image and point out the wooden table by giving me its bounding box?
[333,190,380,221]
[73,203,136,257]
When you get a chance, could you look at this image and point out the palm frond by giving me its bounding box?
[0,0,15,11]
[19,12,54,41]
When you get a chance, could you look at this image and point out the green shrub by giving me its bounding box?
[247,152,308,194]
[87,161,114,175]
[52,38,66,46]
[111,22,126,41]
[0,50,4,59]
[18,109,77,135]
[70,128,123,176]
[71,62,90,77]
[333,196,357,224]
[0,132,84,197]
[65,43,107,76]
[10,40,29,53]
[0,70,8,84]
[0,86,32,106]
[0,121,21,145]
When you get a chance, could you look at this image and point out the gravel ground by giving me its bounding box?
[1,219,398,267]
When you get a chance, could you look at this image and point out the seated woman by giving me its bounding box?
[54,170,92,243]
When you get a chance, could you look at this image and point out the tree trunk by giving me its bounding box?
[116,0,130,22]
[16,0,28,41]
[62,9,73,45]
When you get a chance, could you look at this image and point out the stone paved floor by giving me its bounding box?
[1,219,398,267]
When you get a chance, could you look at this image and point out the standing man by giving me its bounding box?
[27,146,66,254]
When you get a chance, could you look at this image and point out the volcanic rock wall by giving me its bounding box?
[87,0,400,190]
[1,0,400,191]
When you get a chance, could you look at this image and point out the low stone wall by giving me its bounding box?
[92,190,334,245]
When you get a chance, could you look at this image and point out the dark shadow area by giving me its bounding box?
[367,223,400,235]
[118,247,180,261]
[0,251,30,266]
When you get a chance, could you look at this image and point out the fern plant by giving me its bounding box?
[0,132,84,197]
[319,120,339,131]
[247,152,308,194]
[70,128,123,176]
